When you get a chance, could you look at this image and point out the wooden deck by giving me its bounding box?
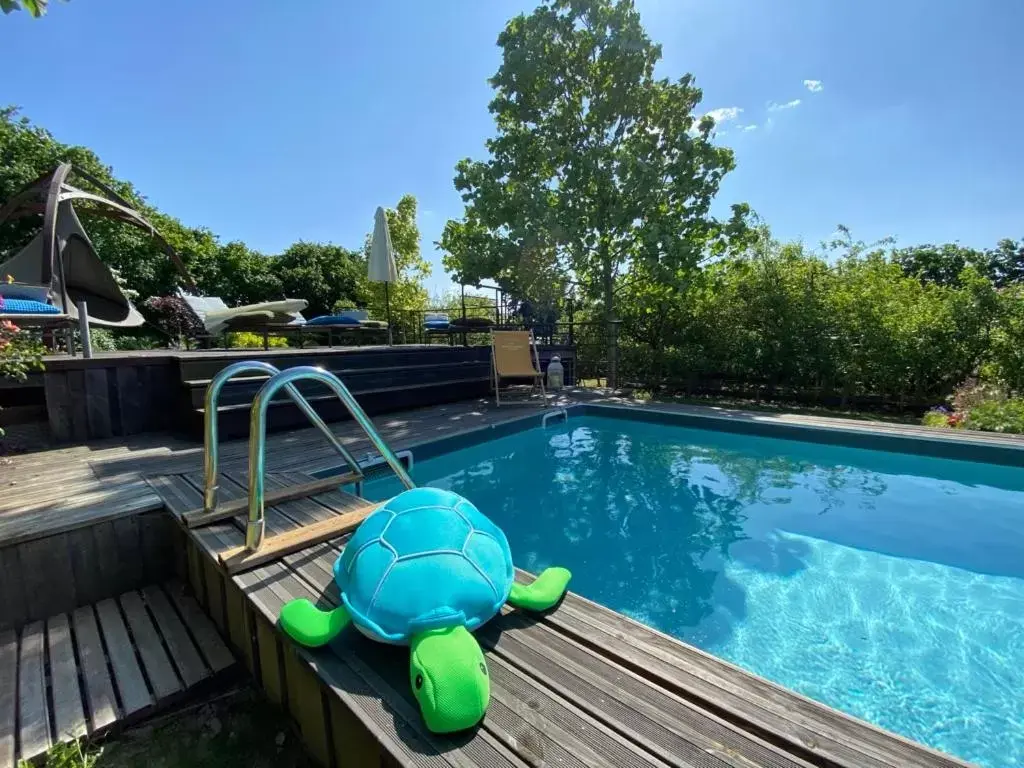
[4,394,1016,766]
[0,582,235,768]
[0,398,544,547]
[144,465,970,768]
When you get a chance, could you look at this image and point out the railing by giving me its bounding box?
[202,360,362,514]
[244,366,416,551]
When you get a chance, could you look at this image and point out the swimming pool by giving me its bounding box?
[353,411,1024,768]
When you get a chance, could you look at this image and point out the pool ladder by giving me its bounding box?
[542,408,568,428]
[192,362,415,573]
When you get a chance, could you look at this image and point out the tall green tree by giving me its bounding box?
[987,238,1024,288]
[440,0,748,385]
[1,0,51,17]
[895,243,989,287]
[274,242,364,319]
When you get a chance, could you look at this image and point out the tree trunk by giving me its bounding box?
[601,241,617,389]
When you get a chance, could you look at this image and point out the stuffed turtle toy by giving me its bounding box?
[278,487,572,733]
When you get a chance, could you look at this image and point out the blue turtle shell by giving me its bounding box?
[334,487,514,644]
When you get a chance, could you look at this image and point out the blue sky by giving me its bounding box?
[3,0,1022,297]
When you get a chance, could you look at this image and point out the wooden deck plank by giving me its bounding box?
[219,504,377,574]
[45,614,89,743]
[111,515,144,589]
[16,535,76,624]
[182,473,361,526]
[239,561,525,768]
[0,483,162,548]
[272,532,795,768]
[141,585,209,688]
[163,582,234,674]
[0,546,28,633]
[250,528,684,768]
[119,591,183,700]
[483,614,807,768]
[0,630,17,768]
[483,654,666,768]
[70,606,119,732]
[534,578,962,768]
[94,598,153,716]
[17,621,50,761]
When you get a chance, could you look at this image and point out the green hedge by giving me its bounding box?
[615,244,1021,407]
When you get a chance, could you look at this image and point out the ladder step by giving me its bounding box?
[182,473,362,528]
[218,503,379,574]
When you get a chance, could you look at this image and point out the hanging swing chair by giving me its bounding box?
[0,163,196,327]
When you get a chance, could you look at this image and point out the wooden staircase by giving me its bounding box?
[179,346,493,439]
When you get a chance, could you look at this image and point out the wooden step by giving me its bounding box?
[219,502,378,574]
[187,364,491,410]
[195,375,493,415]
[177,346,489,382]
[182,359,489,389]
[181,473,362,528]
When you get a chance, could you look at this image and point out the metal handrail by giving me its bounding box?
[245,366,416,551]
[202,361,362,514]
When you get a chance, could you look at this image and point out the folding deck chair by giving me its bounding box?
[491,330,547,407]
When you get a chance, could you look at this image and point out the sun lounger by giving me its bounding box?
[179,292,307,337]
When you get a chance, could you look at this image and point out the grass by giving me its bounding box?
[25,687,314,768]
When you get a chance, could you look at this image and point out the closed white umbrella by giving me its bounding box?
[368,206,398,344]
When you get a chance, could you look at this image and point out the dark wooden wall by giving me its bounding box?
[42,357,178,442]
[0,510,185,632]
[33,344,576,444]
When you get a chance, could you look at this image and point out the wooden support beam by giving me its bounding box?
[182,473,361,528]
[219,504,378,575]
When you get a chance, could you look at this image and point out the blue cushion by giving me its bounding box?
[306,314,361,326]
[0,298,60,315]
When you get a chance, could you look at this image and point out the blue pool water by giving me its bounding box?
[360,415,1024,767]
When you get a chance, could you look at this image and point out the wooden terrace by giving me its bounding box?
[0,395,987,767]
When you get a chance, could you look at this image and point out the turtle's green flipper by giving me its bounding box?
[279,599,351,647]
[507,567,571,612]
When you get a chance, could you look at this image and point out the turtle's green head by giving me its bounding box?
[409,626,489,733]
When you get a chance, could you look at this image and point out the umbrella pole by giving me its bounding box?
[385,282,393,346]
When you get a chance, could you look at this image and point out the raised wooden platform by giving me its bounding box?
[6,395,1016,767]
[0,582,235,768]
[147,466,969,768]
[5,343,575,443]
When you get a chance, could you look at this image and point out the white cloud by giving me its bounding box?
[803,79,824,93]
[704,106,743,125]
[767,99,802,112]
[738,124,758,133]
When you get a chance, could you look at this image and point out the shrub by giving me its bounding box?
[951,378,1006,413]
[226,331,288,349]
[922,409,952,428]
[964,398,1024,434]
[142,295,205,345]
[0,320,44,382]
[88,328,161,351]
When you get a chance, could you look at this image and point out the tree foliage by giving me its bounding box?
[440,0,749,326]
[0,108,428,332]
[0,0,51,18]
[616,226,1022,406]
